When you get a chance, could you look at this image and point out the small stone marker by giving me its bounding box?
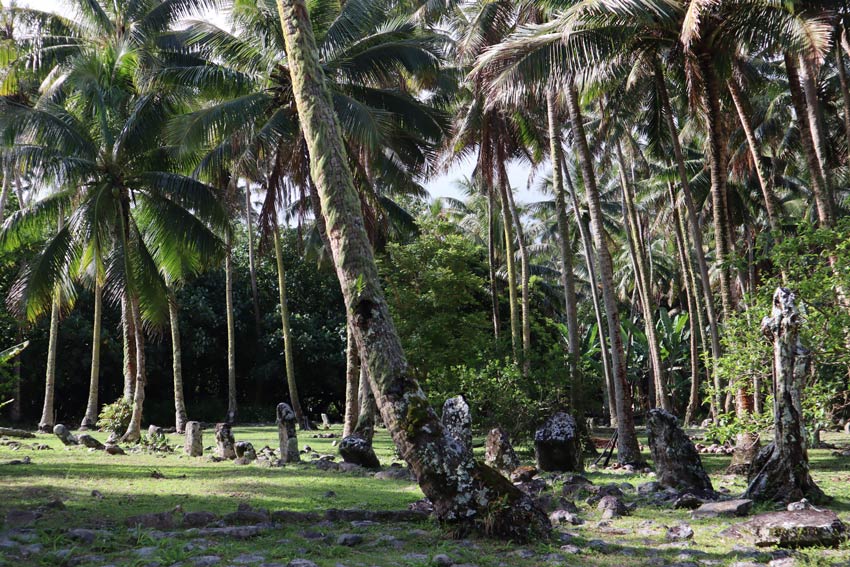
[441,396,472,454]
[277,403,300,463]
[484,427,520,474]
[184,421,203,457]
[235,441,256,463]
[646,409,712,492]
[147,425,164,440]
[534,412,582,472]
[321,414,331,430]
[215,423,236,459]
[53,424,78,446]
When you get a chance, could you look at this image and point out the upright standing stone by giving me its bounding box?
[485,427,520,474]
[184,421,203,457]
[646,409,713,493]
[534,412,582,472]
[441,396,472,454]
[215,423,237,459]
[321,414,331,430]
[744,288,824,503]
[53,424,79,446]
[277,403,300,463]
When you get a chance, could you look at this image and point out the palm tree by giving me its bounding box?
[274,0,548,539]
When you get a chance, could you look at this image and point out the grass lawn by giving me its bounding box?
[1,425,850,566]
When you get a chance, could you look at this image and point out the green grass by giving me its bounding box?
[1,425,849,566]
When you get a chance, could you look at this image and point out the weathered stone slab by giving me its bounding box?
[485,427,520,474]
[276,403,299,463]
[534,412,582,472]
[215,423,236,460]
[185,421,203,457]
[693,499,753,519]
[646,409,712,492]
[441,396,472,454]
[53,424,78,446]
[722,509,847,548]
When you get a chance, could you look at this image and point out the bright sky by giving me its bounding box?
[14,0,543,206]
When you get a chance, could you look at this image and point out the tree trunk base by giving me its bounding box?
[79,417,97,431]
[744,442,826,504]
[727,432,760,475]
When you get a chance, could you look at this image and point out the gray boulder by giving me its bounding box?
[646,409,712,492]
[534,412,582,472]
[53,424,78,446]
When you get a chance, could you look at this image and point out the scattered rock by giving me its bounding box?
[91,489,104,499]
[67,528,108,545]
[286,561,318,567]
[375,466,414,481]
[510,465,538,483]
[667,523,695,541]
[549,509,583,526]
[534,412,582,472]
[223,509,269,525]
[233,552,266,564]
[674,493,704,510]
[5,509,41,527]
[432,553,453,566]
[0,427,35,439]
[192,525,270,539]
[597,495,629,520]
[692,499,753,519]
[183,511,218,527]
[124,511,175,530]
[235,441,257,462]
[338,433,380,469]
[336,534,363,546]
[53,424,78,446]
[77,434,106,450]
[722,509,847,548]
[105,444,125,455]
[786,499,814,512]
[638,481,663,495]
[442,396,472,454]
[193,556,222,567]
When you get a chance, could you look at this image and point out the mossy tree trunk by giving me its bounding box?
[343,319,360,438]
[275,0,548,538]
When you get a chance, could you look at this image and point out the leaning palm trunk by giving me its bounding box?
[38,291,61,432]
[0,168,11,223]
[727,78,781,233]
[616,141,670,412]
[80,281,103,430]
[273,221,308,429]
[487,186,500,339]
[564,160,617,426]
[169,289,188,433]
[547,89,581,412]
[225,231,237,423]
[655,61,722,416]
[501,162,531,375]
[343,319,360,438]
[497,174,520,362]
[565,81,641,464]
[784,53,833,228]
[275,0,548,538]
[122,295,147,443]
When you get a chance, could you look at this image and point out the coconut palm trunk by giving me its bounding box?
[343,318,360,438]
[565,81,641,464]
[245,182,262,334]
[784,52,833,227]
[275,0,548,537]
[497,172,520,362]
[38,290,61,432]
[615,140,670,412]
[169,288,188,433]
[225,230,237,424]
[547,88,581,411]
[834,39,850,164]
[0,168,11,222]
[123,295,146,442]
[122,294,137,402]
[80,281,103,430]
[727,78,780,233]
[487,186,500,339]
[700,61,735,320]
[655,61,722,416]
[273,220,308,429]
[564,159,617,426]
[500,162,531,375]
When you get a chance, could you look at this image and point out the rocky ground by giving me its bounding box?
[1,425,850,567]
